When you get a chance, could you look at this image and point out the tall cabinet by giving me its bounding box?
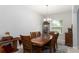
[65,27,73,47]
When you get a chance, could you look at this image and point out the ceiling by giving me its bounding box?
[28,5,72,15]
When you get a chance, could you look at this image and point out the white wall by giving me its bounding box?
[77,9,79,48]
[73,6,79,49]
[72,6,79,49]
[72,7,77,48]
[0,5,42,37]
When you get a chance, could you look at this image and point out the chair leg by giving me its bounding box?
[49,48,56,53]
[49,48,52,53]
[56,42,58,48]
[49,45,56,53]
[49,46,53,53]
[53,48,56,52]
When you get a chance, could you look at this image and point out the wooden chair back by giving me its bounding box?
[20,35,32,53]
[30,32,37,39]
[54,32,59,43]
[49,32,59,52]
[49,31,55,35]
[36,32,41,37]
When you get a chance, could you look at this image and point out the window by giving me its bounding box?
[50,20,63,34]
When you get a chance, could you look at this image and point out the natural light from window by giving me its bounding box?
[50,20,63,34]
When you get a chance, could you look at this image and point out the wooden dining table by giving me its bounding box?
[31,36,52,47]
[31,36,52,52]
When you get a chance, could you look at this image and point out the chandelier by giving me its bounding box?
[43,5,52,22]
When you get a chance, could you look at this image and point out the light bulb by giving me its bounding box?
[44,19,46,21]
[47,18,51,21]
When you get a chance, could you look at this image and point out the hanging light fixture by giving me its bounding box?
[43,5,52,22]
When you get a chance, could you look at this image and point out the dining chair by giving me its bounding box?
[43,31,55,48]
[49,31,59,48]
[49,32,59,53]
[55,32,59,48]
[20,35,32,53]
[30,32,37,39]
[36,32,41,37]
[49,31,55,35]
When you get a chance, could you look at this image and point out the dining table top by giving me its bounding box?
[31,36,52,47]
